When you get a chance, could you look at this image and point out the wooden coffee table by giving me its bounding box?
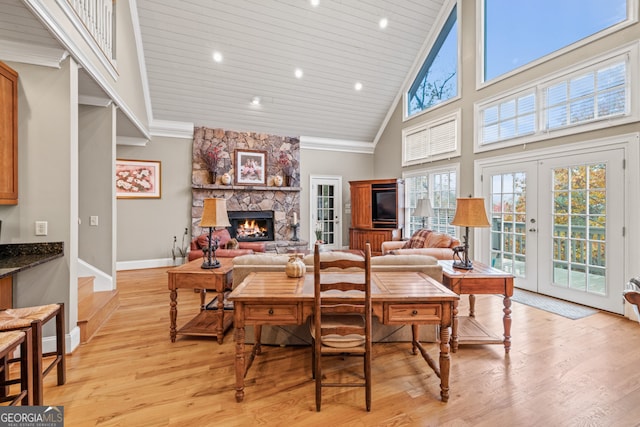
[439,260,514,353]
[167,257,234,344]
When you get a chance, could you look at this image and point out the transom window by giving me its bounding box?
[483,0,628,82]
[544,61,626,130]
[482,91,536,144]
[476,46,636,152]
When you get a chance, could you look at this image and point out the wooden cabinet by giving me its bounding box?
[0,62,18,205]
[350,181,372,228]
[348,178,404,254]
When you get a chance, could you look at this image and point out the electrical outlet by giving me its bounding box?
[35,221,48,236]
[90,216,99,226]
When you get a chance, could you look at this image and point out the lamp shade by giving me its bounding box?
[451,197,490,227]
[200,198,231,228]
[412,198,434,217]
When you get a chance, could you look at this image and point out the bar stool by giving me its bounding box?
[0,329,32,405]
[0,303,65,405]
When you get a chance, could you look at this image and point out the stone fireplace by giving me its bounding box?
[191,127,305,250]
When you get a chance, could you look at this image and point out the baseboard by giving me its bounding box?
[78,259,113,292]
[42,326,81,355]
[116,257,177,271]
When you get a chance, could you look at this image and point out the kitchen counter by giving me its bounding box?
[0,242,64,279]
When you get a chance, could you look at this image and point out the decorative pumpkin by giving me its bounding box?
[273,175,283,187]
[285,254,306,278]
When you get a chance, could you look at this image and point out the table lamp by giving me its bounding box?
[200,198,231,269]
[412,198,434,229]
[451,197,490,270]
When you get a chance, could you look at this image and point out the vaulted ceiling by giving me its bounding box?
[0,0,448,145]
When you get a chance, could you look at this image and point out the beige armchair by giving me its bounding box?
[381,229,460,260]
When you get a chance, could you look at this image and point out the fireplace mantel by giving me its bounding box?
[192,184,300,192]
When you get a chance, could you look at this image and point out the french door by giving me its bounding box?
[481,148,625,313]
[310,176,343,250]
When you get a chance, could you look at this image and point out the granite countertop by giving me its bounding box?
[0,242,64,279]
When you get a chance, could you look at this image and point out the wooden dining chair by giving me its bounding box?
[311,242,372,412]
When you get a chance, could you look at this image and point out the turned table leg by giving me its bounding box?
[450,298,459,353]
[234,324,246,402]
[439,322,451,402]
[503,295,512,354]
[170,289,177,342]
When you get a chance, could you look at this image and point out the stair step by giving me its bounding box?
[78,276,95,301]
[78,289,119,344]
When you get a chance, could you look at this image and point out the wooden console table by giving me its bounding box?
[167,257,233,344]
[229,271,459,403]
[439,260,514,354]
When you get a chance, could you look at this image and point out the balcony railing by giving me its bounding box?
[68,0,113,59]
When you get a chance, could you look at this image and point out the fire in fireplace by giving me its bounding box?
[227,210,275,242]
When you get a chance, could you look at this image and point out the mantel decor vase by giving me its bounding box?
[221,172,232,185]
[285,254,306,278]
[209,171,217,184]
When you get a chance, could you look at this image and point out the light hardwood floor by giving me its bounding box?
[40,267,640,426]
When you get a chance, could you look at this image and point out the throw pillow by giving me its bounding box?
[197,228,232,250]
[424,231,453,248]
[226,238,239,249]
[402,229,432,249]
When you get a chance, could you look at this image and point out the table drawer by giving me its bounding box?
[245,304,300,323]
[386,304,442,324]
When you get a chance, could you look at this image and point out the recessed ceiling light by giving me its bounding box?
[379,18,388,29]
[310,0,319,7]
[295,68,303,79]
[354,82,363,91]
[213,51,223,63]
[251,96,261,106]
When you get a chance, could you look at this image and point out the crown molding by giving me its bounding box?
[0,39,68,68]
[150,120,194,139]
[300,136,375,154]
[78,95,113,107]
[116,136,149,146]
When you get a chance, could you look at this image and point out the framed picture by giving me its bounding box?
[235,149,266,185]
[115,159,162,199]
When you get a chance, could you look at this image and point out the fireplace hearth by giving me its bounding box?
[227,210,275,242]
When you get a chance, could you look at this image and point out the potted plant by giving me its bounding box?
[278,151,293,186]
[171,228,189,265]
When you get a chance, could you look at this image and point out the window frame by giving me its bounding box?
[403,0,461,121]
[476,0,637,89]
[403,164,460,238]
[474,42,639,153]
[402,109,462,166]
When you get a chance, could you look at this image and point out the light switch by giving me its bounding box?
[90,216,99,226]
[35,221,48,236]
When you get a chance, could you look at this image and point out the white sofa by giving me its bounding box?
[231,252,444,345]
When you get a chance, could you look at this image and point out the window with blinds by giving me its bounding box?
[475,45,637,152]
[402,110,460,166]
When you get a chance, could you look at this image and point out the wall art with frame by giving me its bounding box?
[235,149,266,185]
[115,159,162,199]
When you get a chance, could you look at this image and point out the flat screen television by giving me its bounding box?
[372,191,396,222]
